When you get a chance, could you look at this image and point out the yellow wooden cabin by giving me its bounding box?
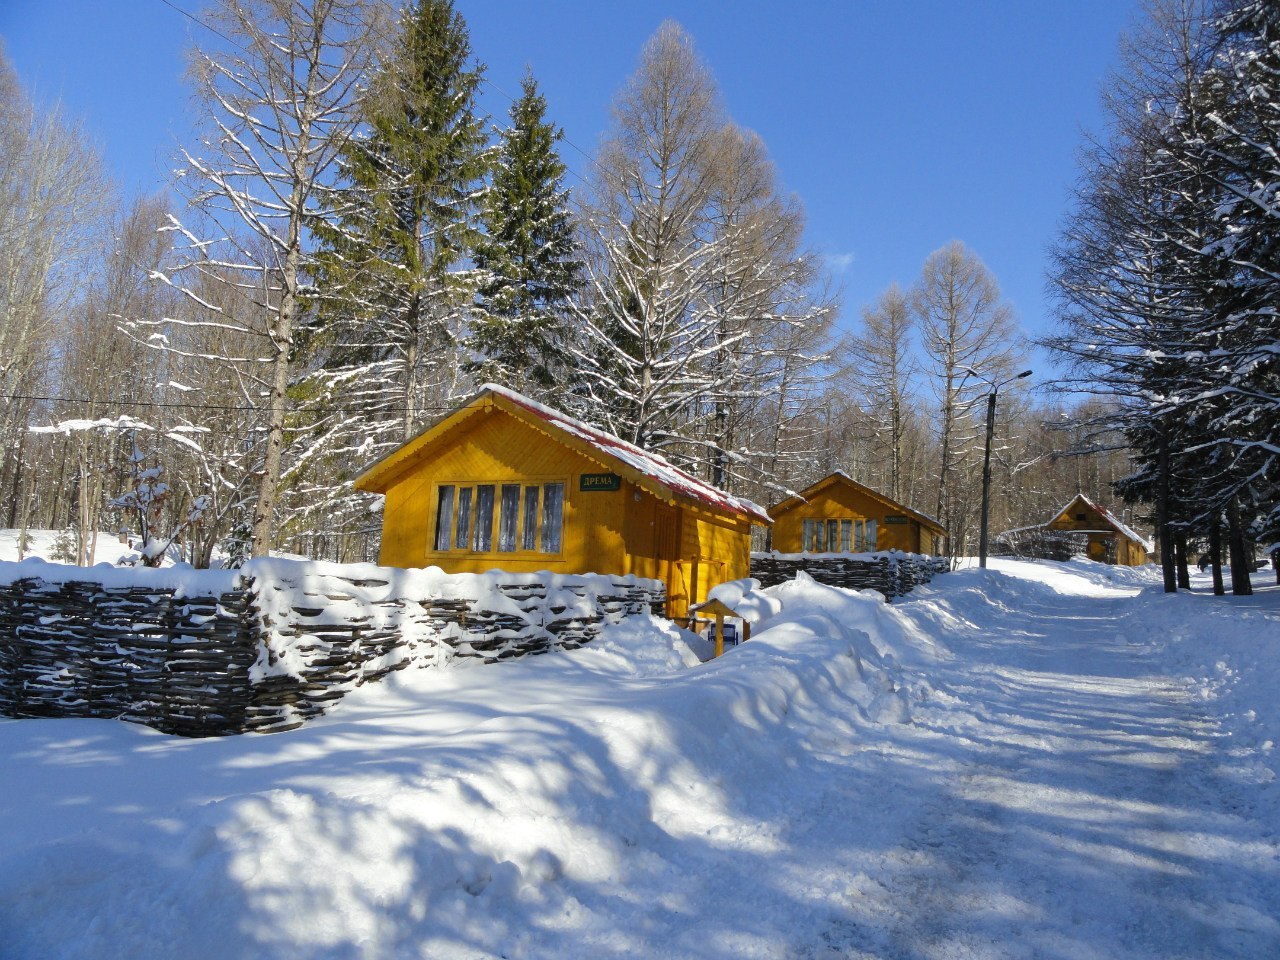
[769,472,946,556]
[1045,493,1150,566]
[352,385,771,619]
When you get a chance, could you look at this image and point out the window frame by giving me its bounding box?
[801,514,879,554]
[429,478,568,558]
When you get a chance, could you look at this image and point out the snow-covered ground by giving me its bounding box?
[0,528,302,568]
[1,558,1277,959]
[0,528,138,565]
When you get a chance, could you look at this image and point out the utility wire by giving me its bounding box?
[4,392,449,418]
[157,0,250,55]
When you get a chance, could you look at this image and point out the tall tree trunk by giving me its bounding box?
[889,390,902,503]
[1226,498,1253,596]
[7,434,23,528]
[1174,531,1190,589]
[1209,514,1225,596]
[403,292,421,440]
[936,394,955,561]
[1157,431,1176,592]
[16,461,32,561]
[711,311,728,490]
[251,230,301,557]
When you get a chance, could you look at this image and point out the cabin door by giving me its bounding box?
[653,504,686,617]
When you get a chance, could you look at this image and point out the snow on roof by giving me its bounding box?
[776,471,944,532]
[481,384,772,524]
[1056,494,1154,552]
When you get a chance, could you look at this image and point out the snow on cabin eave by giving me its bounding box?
[479,384,772,525]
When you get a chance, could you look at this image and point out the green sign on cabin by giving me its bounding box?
[884,515,909,525]
[580,472,621,492]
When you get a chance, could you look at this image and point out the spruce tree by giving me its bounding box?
[468,73,583,398]
[1048,0,1225,589]
[310,0,490,436]
[292,0,490,554]
[1182,0,1280,555]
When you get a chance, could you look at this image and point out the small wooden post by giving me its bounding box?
[688,597,743,659]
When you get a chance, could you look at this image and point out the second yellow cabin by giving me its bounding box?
[769,472,946,556]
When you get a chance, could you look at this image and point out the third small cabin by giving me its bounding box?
[1044,493,1150,566]
[769,472,946,556]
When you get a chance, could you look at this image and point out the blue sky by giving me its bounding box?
[1,0,1138,364]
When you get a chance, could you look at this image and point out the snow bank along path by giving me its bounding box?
[0,559,1277,958]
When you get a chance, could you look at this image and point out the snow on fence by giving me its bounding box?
[0,558,664,737]
[749,550,949,598]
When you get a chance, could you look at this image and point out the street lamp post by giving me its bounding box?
[977,369,1032,569]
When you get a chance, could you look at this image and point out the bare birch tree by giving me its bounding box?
[914,241,1024,555]
[572,20,831,495]
[841,283,917,502]
[0,44,111,536]
[52,196,175,563]
[571,21,729,450]
[155,0,383,557]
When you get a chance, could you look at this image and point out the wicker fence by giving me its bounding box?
[0,560,664,737]
[992,528,1090,562]
[749,550,949,599]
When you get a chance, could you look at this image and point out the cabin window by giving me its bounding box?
[802,516,877,552]
[472,485,495,551]
[454,488,473,549]
[522,485,540,550]
[858,520,877,551]
[541,483,564,553]
[803,518,826,551]
[498,484,520,552]
[434,481,565,555]
[434,485,455,551]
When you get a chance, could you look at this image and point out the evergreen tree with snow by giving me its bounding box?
[467,72,583,398]
[1050,0,1280,592]
[292,0,491,555]
[1178,0,1280,559]
[1049,0,1226,590]
[310,0,490,435]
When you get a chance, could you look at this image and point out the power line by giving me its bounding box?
[156,0,249,55]
[4,392,449,418]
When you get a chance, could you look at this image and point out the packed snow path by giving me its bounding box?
[1,559,1277,959]
[833,567,1280,959]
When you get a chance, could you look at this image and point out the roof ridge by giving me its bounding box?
[480,384,771,525]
